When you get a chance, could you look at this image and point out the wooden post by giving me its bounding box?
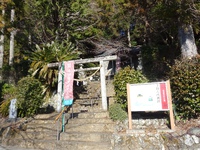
[166,80,175,130]
[100,60,107,111]
[127,84,132,129]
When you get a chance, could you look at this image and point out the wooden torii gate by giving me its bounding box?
[48,55,117,111]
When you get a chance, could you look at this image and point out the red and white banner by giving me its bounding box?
[64,61,74,100]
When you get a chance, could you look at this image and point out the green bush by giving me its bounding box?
[109,103,127,122]
[0,83,16,117]
[113,66,148,110]
[16,77,44,117]
[169,57,200,119]
[0,99,11,117]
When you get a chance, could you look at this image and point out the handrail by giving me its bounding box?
[54,106,68,123]
[55,106,68,141]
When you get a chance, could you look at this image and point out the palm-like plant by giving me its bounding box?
[29,40,80,100]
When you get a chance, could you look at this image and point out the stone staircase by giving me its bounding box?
[1,80,115,150]
[60,110,114,150]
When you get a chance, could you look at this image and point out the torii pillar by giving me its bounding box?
[100,60,107,111]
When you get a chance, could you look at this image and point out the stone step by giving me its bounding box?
[63,141,112,150]
[60,132,113,142]
[78,111,109,119]
[65,123,114,133]
[27,121,61,127]
[78,94,92,99]
[26,123,59,132]
[33,112,59,120]
[55,101,102,114]
[27,112,110,127]
[74,98,100,102]
[14,131,57,140]
[5,139,112,150]
[29,119,60,124]
[70,105,103,113]
[68,117,114,124]
[72,101,100,110]
[3,139,60,150]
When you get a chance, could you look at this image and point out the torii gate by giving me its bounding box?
[48,55,117,111]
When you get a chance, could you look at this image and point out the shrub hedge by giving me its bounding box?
[169,57,200,119]
[16,77,44,117]
[113,66,148,110]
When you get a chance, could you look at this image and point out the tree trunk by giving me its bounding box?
[0,9,5,69]
[9,9,15,66]
[127,28,131,47]
[178,24,198,59]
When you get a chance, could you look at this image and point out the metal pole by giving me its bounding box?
[57,118,60,141]
[62,111,65,132]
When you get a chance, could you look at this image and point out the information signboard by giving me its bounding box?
[129,82,169,111]
[127,80,175,130]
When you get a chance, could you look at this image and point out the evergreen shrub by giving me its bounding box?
[169,57,200,119]
[16,77,44,117]
[0,83,16,117]
[109,103,127,122]
[113,66,148,110]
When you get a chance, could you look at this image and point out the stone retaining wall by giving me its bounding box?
[112,119,200,150]
[112,132,200,150]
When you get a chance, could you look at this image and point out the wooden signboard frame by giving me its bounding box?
[127,80,175,130]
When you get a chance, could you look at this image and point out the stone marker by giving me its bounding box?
[9,99,17,120]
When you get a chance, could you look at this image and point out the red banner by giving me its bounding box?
[160,83,168,109]
[64,61,74,100]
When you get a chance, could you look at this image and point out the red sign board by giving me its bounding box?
[160,83,168,109]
